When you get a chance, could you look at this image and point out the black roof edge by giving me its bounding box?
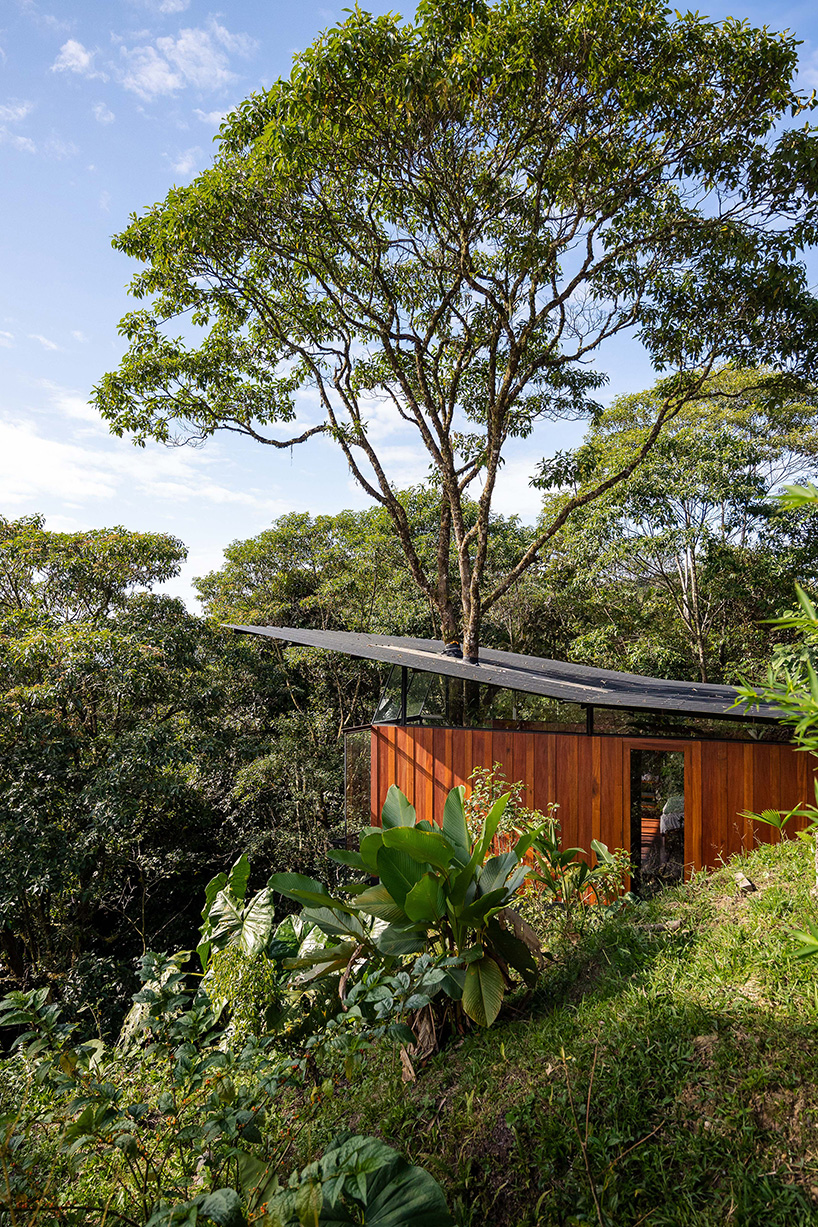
[222,623,782,723]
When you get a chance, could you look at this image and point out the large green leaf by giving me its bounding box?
[196,1188,245,1227]
[441,785,470,860]
[486,917,539,989]
[300,906,369,941]
[381,785,417,830]
[267,871,329,900]
[268,873,354,915]
[476,793,510,859]
[208,887,274,958]
[456,886,508,927]
[381,826,456,872]
[354,883,408,924]
[375,925,426,956]
[403,873,445,924]
[226,854,251,905]
[375,845,425,906]
[478,850,518,896]
[360,831,385,874]
[327,848,368,872]
[462,955,504,1027]
[322,1151,455,1225]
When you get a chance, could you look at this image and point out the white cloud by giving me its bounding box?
[40,381,100,424]
[92,101,115,124]
[194,107,227,125]
[0,130,36,153]
[0,331,14,348]
[0,101,33,123]
[43,135,78,159]
[170,146,200,175]
[71,330,89,343]
[51,39,107,80]
[119,20,256,100]
[0,414,286,514]
[0,100,37,153]
[99,190,111,212]
[140,0,191,11]
[28,333,61,351]
[120,44,183,99]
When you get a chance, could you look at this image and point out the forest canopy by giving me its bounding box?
[94,0,818,656]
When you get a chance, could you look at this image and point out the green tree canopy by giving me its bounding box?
[95,0,818,657]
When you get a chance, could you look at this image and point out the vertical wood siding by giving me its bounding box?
[369,726,814,872]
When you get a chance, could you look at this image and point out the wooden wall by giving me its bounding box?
[369,725,815,872]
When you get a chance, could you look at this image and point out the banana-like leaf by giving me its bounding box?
[354,883,409,925]
[590,838,616,865]
[376,845,425,906]
[479,850,518,896]
[382,826,457,872]
[268,872,355,915]
[360,831,385,874]
[300,906,369,942]
[327,848,368,871]
[375,924,427,956]
[381,785,417,830]
[456,886,508,927]
[462,955,504,1027]
[284,940,357,971]
[476,793,510,859]
[403,873,445,924]
[442,786,470,860]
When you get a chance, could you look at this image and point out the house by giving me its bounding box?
[227,625,812,888]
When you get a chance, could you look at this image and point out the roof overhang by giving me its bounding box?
[223,624,781,723]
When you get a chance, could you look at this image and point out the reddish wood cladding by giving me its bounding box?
[369,726,814,872]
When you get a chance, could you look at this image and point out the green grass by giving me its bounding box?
[288,839,818,1226]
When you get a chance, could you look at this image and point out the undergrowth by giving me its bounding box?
[280,838,818,1226]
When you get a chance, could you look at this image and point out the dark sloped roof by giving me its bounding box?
[223,624,780,722]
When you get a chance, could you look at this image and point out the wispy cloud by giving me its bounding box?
[0,101,34,123]
[170,146,200,175]
[92,101,115,124]
[28,333,61,351]
[119,20,257,100]
[0,100,37,153]
[51,39,107,80]
[0,412,286,513]
[194,107,227,125]
[142,0,191,11]
[71,330,90,343]
[0,332,14,349]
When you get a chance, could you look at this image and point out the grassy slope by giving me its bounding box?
[295,839,818,1226]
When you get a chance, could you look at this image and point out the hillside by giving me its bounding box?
[295,838,818,1226]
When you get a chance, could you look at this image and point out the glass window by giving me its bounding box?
[630,749,685,895]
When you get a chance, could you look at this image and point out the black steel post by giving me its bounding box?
[585,704,594,736]
[400,666,408,725]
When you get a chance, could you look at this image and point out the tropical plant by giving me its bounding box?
[529,825,632,935]
[0,958,455,1225]
[269,784,545,1028]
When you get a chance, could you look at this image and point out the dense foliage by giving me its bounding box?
[94,0,818,655]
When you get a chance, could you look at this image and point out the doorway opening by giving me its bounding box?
[630,749,685,895]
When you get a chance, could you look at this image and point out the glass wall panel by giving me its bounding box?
[344,728,372,846]
[630,749,685,895]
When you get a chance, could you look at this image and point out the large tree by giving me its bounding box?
[95,0,818,658]
[544,371,818,681]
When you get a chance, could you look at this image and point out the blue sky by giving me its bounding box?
[2,0,818,607]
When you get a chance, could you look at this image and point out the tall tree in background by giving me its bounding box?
[540,372,818,682]
[95,0,818,657]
